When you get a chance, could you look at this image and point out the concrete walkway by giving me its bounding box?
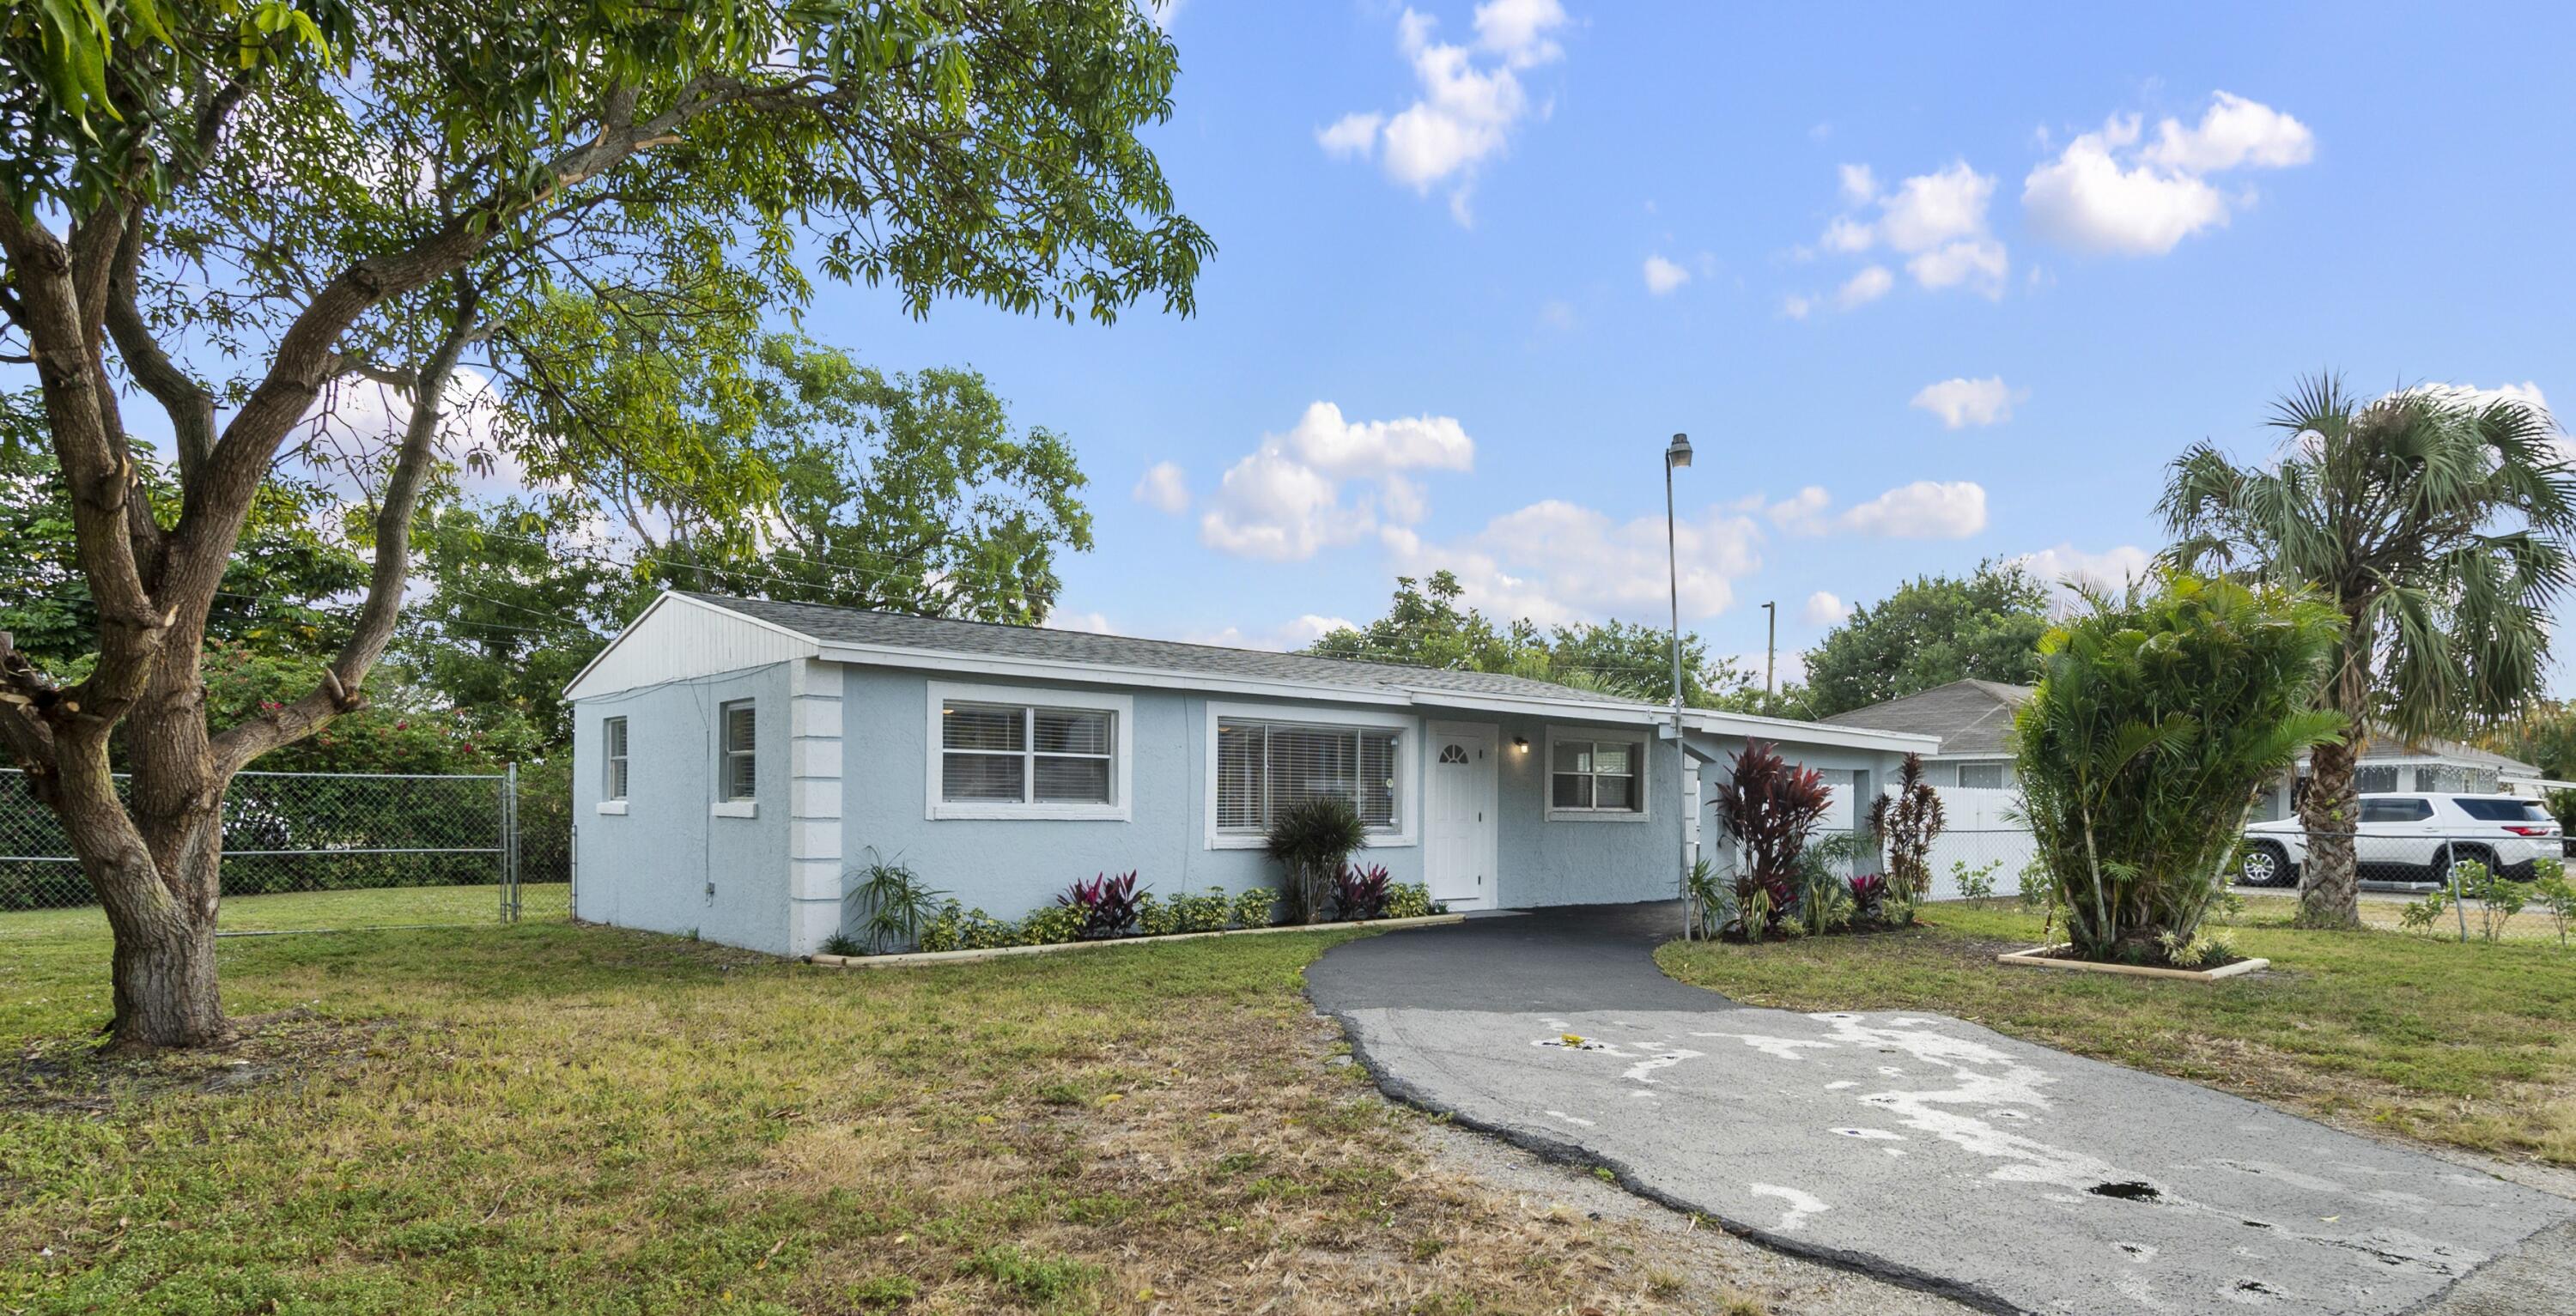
[1308,902,2576,1316]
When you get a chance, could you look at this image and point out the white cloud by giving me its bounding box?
[1382,500,1763,627]
[1279,400,1474,477]
[1472,0,1565,66]
[1801,591,1846,626]
[1184,614,1361,652]
[1325,3,1567,223]
[1780,294,1816,320]
[1877,161,1995,254]
[1905,239,2009,297]
[1132,460,1190,514]
[1642,254,1692,295]
[2014,542,2154,608]
[1837,480,1988,539]
[1316,112,1384,158]
[2141,92,2315,173]
[1198,403,1476,561]
[1837,162,1877,207]
[1048,609,1121,634]
[1837,265,1893,308]
[2023,93,2311,257]
[1806,160,2008,300]
[1760,485,1832,533]
[1909,376,2021,428]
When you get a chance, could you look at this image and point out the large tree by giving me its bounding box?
[2161,376,2576,928]
[0,1,1206,1050]
[399,346,1092,743]
[1799,561,2053,718]
[1305,571,1760,707]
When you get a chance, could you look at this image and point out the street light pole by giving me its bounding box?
[1761,600,1777,696]
[1664,433,1693,941]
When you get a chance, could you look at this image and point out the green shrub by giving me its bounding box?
[845,850,945,954]
[1230,885,1280,929]
[1952,858,2002,902]
[818,931,863,957]
[2533,861,2575,949]
[2013,574,2345,965]
[916,901,1022,952]
[1384,882,1437,919]
[1017,902,1085,945]
[1265,797,1367,925]
[1139,886,1231,935]
[2398,887,2451,935]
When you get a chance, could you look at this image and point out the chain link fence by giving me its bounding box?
[2,764,569,931]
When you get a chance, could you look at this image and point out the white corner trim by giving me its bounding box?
[923,680,1135,822]
[595,800,629,816]
[1543,724,1655,823]
[711,800,757,819]
[1201,700,1420,850]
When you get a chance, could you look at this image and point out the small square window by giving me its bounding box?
[603,717,629,801]
[1957,761,2006,790]
[720,700,756,802]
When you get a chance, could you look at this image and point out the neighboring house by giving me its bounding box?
[1822,678,2540,820]
[1820,680,2024,790]
[566,591,1936,956]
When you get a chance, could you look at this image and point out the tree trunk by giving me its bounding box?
[2297,737,2362,929]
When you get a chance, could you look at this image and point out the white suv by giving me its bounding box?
[2239,793,2564,888]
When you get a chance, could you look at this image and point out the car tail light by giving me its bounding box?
[2505,825,2554,837]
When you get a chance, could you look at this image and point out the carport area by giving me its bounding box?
[1307,903,2576,1315]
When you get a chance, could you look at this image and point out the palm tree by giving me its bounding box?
[2159,374,2576,927]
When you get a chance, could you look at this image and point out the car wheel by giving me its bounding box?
[2239,840,2292,888]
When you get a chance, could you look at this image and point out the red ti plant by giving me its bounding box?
[1710,741,1832,933]
[1060,870,1145,939]
[1334,863,1393,921]
[1869,752,1947,899]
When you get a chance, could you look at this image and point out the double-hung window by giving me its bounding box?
[927,683,1133,819]
[719,700,757,802]
[602,717,629,802]
[1548,731,1645,818]
[1214,718,1402,835]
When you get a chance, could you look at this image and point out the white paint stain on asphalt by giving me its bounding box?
[1529,1031,1704,1085]
[1749,1183,1831,1233]
[1544,1109,1596,1126]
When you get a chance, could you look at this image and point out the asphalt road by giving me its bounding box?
[1308,903,2576,1316]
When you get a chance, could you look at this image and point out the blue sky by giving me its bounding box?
[809,1,2576,691]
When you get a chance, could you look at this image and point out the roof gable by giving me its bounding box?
[1820,678,2032,755]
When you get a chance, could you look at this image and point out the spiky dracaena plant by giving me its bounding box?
[2159,376,2576,928]
[1869,753,1947,899]
[1710,741,1832,935]
[2013,574,2347,964]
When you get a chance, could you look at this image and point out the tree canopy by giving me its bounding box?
[1799,561,2053,718]
[1304,572,1762,707]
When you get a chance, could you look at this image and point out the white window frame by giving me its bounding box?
[597,716,630,815]
[714,698,758,816]
[925,681,1134,821]
[1544,725,1652,823]
[1202,700,1417,850]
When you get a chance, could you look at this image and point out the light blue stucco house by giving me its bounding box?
[565,592,1938,956]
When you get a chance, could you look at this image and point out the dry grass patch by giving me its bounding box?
[3,913,1821,1313]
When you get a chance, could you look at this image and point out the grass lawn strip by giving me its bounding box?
[1658,897,2576,1167]
[3,905,1826,1314]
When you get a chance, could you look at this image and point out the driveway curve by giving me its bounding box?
[1308,902,2576,1316]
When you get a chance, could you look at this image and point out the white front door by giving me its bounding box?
[1426,723,1498,908]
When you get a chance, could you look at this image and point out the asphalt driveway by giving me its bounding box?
[1308,902,2576,1316]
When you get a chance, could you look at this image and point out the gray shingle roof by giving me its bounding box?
[686,593,1662,707]
[1820,679,2031,755]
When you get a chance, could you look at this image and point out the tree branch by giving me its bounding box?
[214,281,481,775]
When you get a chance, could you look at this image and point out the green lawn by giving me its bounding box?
[0,882,565,942]
[1658,897,2576,1167]
[3,911,1747,1314]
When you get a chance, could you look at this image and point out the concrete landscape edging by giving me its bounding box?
[1996,943,2269,981]
[805,913,1466,969]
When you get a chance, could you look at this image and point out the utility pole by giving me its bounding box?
[1760,601,1776,695]
[1664,434,1692,941]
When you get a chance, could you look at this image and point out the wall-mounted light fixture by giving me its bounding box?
[1512,735,1530,754]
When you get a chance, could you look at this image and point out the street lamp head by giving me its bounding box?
[1666,433,1692,470]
